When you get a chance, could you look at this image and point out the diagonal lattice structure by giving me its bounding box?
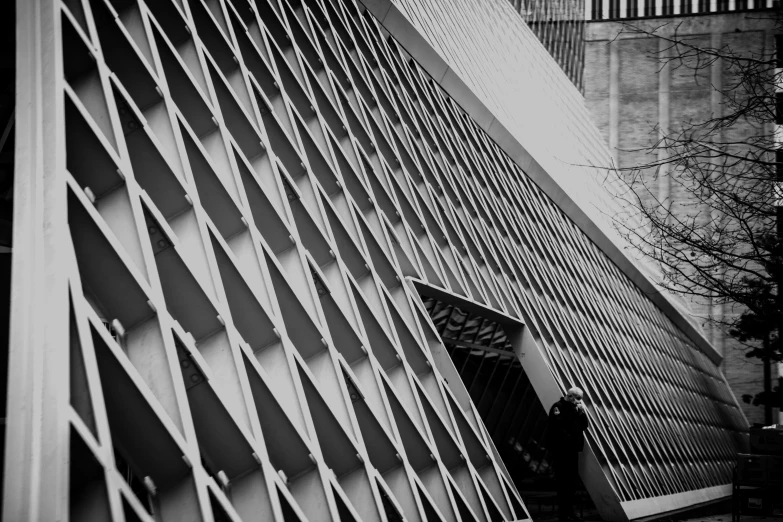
[7,0,746,521]
[509,0,586,91]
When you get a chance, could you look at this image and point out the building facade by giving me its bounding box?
[583,10,778,426]
[586,0,775,20]
[5,0,747,521]
[508,0,587,90]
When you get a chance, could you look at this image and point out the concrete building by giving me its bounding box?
[586,0,776,20]
[583,9,777,426]
[4,0,748,521]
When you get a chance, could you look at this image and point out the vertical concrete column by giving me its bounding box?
[4,0,70,520]
[609,36,619,164]
[709,31,724,353]
[658,36,671,206]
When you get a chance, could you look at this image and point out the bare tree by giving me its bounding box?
[607,13,783,421]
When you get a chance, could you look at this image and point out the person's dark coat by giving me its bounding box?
[547,397,589,453]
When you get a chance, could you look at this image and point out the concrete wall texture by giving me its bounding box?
[584,12,776,425]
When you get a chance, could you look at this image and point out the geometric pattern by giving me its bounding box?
[508,0,586,89]
[585,0,775,21]
[386,0,614,226]
[6,0,745,521]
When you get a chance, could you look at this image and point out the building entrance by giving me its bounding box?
[420,294,594,518]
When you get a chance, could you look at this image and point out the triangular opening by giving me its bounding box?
[375,479,404,522]
[417,484,445,522]
[449,482,478,522]
[208,488,233,522]
[477,478,507,522]
[69,427,111,521]
[62,13,117,150]
[69,297,98,438]
[332,485,360,522]
[121,495,145,522]
[241,353,313,480]
[277,487,304,522]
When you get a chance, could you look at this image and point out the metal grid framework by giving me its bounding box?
[509,0,586,91]
[8,0,747,520]
[387,0,614,222]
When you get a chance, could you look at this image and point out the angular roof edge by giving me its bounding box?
[359,0,723,366]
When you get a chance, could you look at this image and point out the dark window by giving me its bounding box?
[610,0,620,18]
[592,0,603,19]
[628,0,639,17]
[776,92,783,125]
[776,35,783,68]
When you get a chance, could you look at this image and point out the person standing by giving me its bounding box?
[547,387,589,522]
